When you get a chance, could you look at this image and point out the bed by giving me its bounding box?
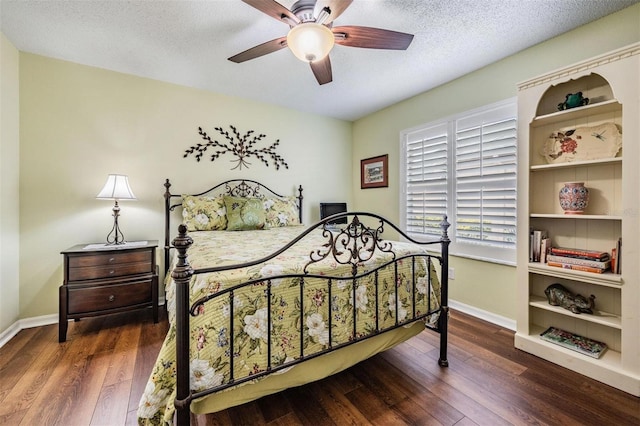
[138,179,450,425]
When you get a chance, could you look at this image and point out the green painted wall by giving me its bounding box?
[18,55,352,319]
[352,4,640,321]
[0,34,21,333]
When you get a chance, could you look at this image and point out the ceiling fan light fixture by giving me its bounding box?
[287,23,334,63]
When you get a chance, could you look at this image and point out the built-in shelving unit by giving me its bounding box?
[515,43,640,396]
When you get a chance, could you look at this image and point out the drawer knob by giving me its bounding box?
[108,295,115,302]
[109,270,115,275]
[109,257,115,263]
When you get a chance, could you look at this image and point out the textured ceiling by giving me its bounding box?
[1,0,638,121]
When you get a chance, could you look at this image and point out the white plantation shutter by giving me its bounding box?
[455,108,517,249]
[401,98,517,264]
[404,123,448,237]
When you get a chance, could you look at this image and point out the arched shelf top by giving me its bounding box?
[536,73,615,117]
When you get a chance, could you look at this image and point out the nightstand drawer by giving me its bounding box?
[68,261,152,281]
[68,250,152,268]
[67,280,152,314]
[59,240,159,342]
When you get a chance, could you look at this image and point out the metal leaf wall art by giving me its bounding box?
[184,125,289,170]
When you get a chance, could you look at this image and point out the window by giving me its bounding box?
[400,98,517,265]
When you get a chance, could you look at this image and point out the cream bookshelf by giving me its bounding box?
[515,43,640,396]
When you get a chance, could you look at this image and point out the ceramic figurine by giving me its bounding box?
[544,283,595,314]
[558,92,589,110]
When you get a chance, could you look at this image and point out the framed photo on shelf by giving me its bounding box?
[361,154,388,189]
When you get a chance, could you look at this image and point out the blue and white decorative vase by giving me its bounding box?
[559,182,589,214]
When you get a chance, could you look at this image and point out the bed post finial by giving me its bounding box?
[172,224,193,426]
[439,214,450,242]
[173,224,193,274]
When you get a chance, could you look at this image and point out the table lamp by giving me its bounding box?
[96,174,137,245]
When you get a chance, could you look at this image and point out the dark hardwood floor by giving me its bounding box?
[1,309,638,425]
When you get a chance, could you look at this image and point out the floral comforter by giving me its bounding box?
[137,226,441,425]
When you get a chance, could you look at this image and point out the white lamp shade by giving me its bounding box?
[96,174,137,200]
[287,23,335,63]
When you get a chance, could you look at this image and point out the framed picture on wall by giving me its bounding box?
[361,154,388,189]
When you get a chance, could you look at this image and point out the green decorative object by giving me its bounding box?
[557,92,589,110]
[184,125,289,170]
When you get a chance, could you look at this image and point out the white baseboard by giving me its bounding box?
[0,314,58,348]
[449,299,516,331]
[0,321,21,348]
[0,296,166,349]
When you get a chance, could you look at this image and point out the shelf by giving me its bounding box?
[515,330,640,396]
[529,296,621,329]
[528,263,622,287]
[516,328,621,369]
[531,100,621,127]
[530,157,622,172]
[530,213,622,220]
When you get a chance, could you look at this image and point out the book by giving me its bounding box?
[615,237,622,274]
[531,229,547,262]
[540,327,607,359]
[547,261,605,274]
[532,231,540,262]
[540,238,550,263]
[553,253,611,262]
[529,229,534,262]
[546,254,610,270]
[610,238,622,274]
[611,248,617,274]
[549,247,609,261]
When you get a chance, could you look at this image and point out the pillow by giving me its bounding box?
[263,196,301,228]
[224,196,267,231]
[181,195,227,231]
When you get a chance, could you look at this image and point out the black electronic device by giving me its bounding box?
[320,202,347,225]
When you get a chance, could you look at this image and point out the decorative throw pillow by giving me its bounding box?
[224,196,267,231]
[182,195,227,231]
[263,196,301,228]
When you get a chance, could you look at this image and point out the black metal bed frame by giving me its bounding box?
[164,178,304,271]
[163,179,450,425]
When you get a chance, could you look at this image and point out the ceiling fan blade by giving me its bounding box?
[310,56,333,85]
[228,36,288,63]
[315,0,353,25]
[241,0,300,25]
[333,26,414,50]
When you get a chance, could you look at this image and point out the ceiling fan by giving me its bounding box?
[228,0,414,85]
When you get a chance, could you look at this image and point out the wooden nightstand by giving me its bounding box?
[59,240,159,342]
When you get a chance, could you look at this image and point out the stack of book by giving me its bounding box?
[546,247,610,274]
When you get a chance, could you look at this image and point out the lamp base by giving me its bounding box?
[105,201,126,245]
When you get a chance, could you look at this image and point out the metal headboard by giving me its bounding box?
[163,178,304,272]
